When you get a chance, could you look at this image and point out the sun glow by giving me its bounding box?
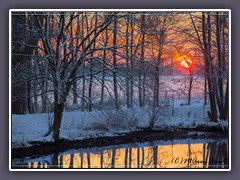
[173,52,193,70]
[180,59,192,69]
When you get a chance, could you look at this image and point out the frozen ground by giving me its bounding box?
[11,99,228,149]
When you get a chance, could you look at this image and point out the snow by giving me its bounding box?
[11,99,228,149]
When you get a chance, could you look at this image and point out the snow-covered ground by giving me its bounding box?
[11,99,228,149]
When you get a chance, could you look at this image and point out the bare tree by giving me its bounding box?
[87,13,98,112]
[129,14,135,108]
[33,12,114,143]
[125,14,130,108]
[112,14,120,110]
[138,13,146,107]
[201,12,218,122]
[189,11,229,121]
[100,19,109,108]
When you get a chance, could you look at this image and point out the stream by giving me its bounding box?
[12,138,228,169]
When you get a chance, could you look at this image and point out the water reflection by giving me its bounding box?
[12,139,228,169]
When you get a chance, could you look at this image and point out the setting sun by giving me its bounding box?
[180,59,192,69]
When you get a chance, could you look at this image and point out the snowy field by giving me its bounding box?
[11,99,228,149]
[43,75,206,111]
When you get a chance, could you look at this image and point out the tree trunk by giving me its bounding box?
[204,74,208,105]
[27,81,34,113]
[81,14,86,112]
[202,12,218,122]
[88,62,93,111]
[153,47,162,107]
[52,102,64,143]
[139,14,146,107]
[100,28,108,108]
[187,68,193,105]
[39,56,48,113]
[100,51,106,108]
[27,57,35,114]
[216,12,224,119]
[222,14,228,121]
[41,80,47,113]
[125,15,130,108]
[71,20,78,108]
[113,15,120,110]
[73,80,78,107]
[207,13,218,122]
[222,79,229,120]
[153,63,160,107]
[81,62,86,111]
[88,13,98,112]
[130,14,134,108]
[33,50,38,113]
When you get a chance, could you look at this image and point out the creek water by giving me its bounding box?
[12,138,228,169]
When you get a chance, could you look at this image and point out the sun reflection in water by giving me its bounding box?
[14,141,228,169]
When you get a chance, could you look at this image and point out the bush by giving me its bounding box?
[105,110,139,130]
[147,106,171,129]
[147,106,161,129]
